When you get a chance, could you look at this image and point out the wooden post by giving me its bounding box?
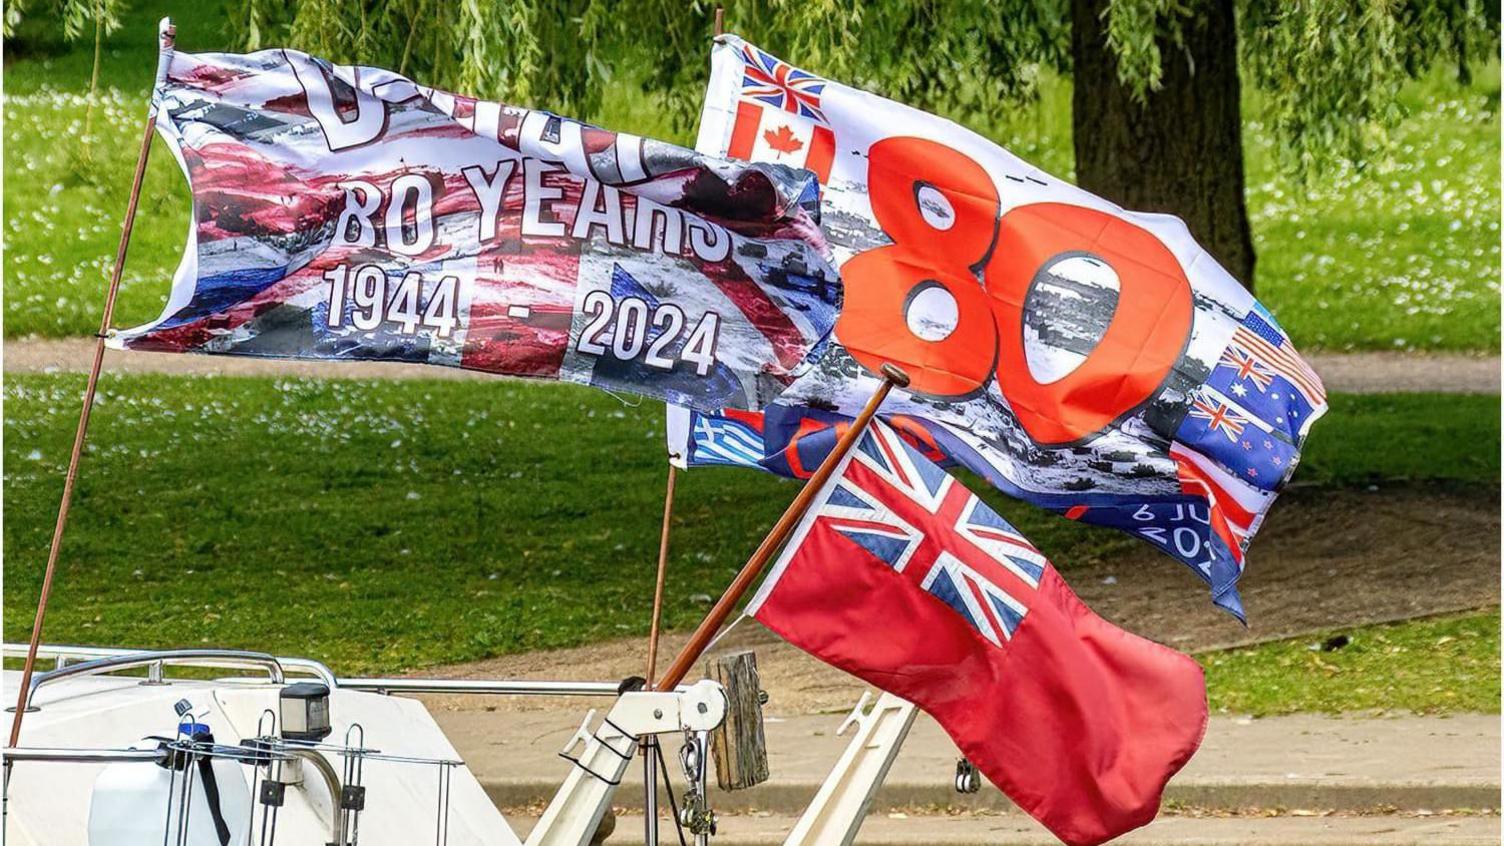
[6,18,176,748]
[655,364,910,691]
[705,651,769,790]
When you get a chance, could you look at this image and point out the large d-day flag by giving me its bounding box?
[109,44,842,413]
[749,421,1208,846]
[676,36,1328,617]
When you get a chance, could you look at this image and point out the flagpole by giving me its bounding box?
[641,18,725,845]
[6,18,176,749]
[640,463,675,846]
[641,14,726,845]
[644,464,678,686]
[655,364,910,692]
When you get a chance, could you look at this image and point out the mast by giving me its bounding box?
[6,18,177,749]
[656,364,909,691]
[640,15,726,844]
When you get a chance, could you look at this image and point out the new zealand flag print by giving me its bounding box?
[677,36,1329,618]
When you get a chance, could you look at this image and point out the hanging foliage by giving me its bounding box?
[226,0,1495,178]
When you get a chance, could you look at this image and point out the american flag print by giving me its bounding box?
[690,35,1329,620]
[738,44,828,123]
[1235,311,1326,407]
[107,45,842,413]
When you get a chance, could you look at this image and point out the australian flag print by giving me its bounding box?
[682,36,1329,620]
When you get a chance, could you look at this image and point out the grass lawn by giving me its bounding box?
[1203,609,1501,715]
[5,373,1498,679]
[3,2,1499,349]
[1289,393,1502,487]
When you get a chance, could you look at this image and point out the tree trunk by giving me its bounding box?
[1071,0,1256,289]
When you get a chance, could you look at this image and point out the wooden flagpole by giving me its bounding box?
[644,464,677,686]
[6,18,176,748]
[642,12,729,844]
[654,364,910,692]
[644,3,727,693]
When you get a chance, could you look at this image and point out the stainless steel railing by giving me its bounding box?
[3,643,668,700]
[21,649,285,702]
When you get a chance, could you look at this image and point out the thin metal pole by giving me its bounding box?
[6,18,176,748]
[643,735,660,846]
[656,364,910,692]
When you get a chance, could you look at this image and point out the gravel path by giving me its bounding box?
[3,338,1498,394]
[411,486,1501,716]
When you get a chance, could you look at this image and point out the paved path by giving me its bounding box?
[516,813,1500,845]
[437,704,1497,844]
[428,704,1500,815]
[3,339,1499,394]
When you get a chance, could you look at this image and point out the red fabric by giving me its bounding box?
[804,125,836,183]
[753,460,1208,845]
[728,100,764,160]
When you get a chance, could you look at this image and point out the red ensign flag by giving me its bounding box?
[748,422,1208,846]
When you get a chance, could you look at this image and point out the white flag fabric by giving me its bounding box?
[110,44,843,413]
[676,36,1328,619]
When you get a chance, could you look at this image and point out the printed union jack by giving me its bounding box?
[1188,394,1249,442]
[773,423,1049,647]
[738,44,827,123]
[1218,341,1275,392]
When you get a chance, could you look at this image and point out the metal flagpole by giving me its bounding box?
[655,364,910,692]
[5,18,176,749]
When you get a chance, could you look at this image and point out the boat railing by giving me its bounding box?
[4,642,671,700]
[18,648,286,704]
[2,746,168,765]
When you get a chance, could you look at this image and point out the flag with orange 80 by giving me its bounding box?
[673,35,1328,621]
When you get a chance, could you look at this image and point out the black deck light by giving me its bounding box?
[279,682,332,742]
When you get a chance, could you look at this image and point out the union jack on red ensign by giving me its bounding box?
[753,423,1049,648]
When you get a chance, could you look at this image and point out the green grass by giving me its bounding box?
[1291,393,1501,487]
[4,373,1497,676]
[0,372,1121,673]
[1245,74,1502,353]
[1203,610,1501,715]
[3,5,1498,349]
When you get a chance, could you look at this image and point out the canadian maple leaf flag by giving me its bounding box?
[749,421,1208,846]
[697,44,836,181]
[716,101,835,181]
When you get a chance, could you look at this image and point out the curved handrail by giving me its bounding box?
[3,642,677,697]
[26,649,285,700]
